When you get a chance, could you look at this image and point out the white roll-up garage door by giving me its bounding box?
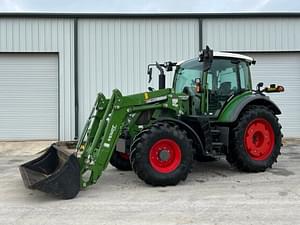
[0,54,58,140]
[246,53,300,138]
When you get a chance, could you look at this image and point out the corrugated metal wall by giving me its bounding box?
[0,18,75,140]
[202,18,300,51]
[1,15,299,139]
[77,18,199,131]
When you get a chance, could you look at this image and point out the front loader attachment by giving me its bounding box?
[19,88,176,199]
[19,143,80,199]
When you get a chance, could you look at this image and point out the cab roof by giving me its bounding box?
[213,51,255,63]
[177,51,255,66]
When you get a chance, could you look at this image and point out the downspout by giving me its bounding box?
[74,17,79,139]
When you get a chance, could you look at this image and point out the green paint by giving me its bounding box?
[201,71,208,113]
[76,88,189,188]
[72,57,273,189]
[77,85,253,187]
[217,91,252,122]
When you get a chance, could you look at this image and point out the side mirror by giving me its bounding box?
[256,82,264,91]
[257,82,264,88]
[147,67,152,83]
[147,67,152,76]
[195,78,202,93]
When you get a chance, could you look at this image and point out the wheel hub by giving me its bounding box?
[252,131,264,147]
[158,149,170,161]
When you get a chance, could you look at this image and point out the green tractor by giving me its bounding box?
[19,47,284,199]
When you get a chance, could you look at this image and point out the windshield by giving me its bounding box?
[173,59,203,93]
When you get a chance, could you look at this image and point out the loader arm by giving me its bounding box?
[76,88,186,188]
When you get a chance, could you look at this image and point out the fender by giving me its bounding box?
[154,117,206,155]
[217,93,281,123]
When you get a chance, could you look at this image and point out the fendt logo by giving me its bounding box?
[107,125,117,142]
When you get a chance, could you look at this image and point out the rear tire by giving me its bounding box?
[130,122,194,186]
[110,151,132,171]
[227,105,282,172]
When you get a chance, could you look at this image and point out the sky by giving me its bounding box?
[0,0,300,12]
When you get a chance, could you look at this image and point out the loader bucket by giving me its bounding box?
[19,143,80,199]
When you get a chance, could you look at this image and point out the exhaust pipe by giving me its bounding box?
[155,62,165,89]
[159,73,165,89]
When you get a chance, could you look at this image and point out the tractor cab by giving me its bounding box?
[173,52,255,116]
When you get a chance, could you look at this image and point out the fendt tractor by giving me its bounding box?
[20,47,284,199]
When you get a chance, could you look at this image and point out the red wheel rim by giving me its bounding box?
[149,139,182,173]
[244,118,275,161]
[119,152,129,160]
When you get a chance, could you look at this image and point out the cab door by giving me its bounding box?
[207,59,251,116]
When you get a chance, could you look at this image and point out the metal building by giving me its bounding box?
[0,12,299,140]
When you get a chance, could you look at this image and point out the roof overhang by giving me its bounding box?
[213,51,255,63]
[0,12,300,18]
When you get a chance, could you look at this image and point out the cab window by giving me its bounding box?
[207,59,251,114]
[239,62,251,90]
[208,59,251,95]
[174,59,203,93]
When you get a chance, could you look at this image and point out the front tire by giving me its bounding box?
[130,122,194,186]
[227,105,282,172]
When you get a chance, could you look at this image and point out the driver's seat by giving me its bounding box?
[217,82,232,101]
[218,82,231,96]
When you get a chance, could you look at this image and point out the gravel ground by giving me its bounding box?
[0,141,299,225]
